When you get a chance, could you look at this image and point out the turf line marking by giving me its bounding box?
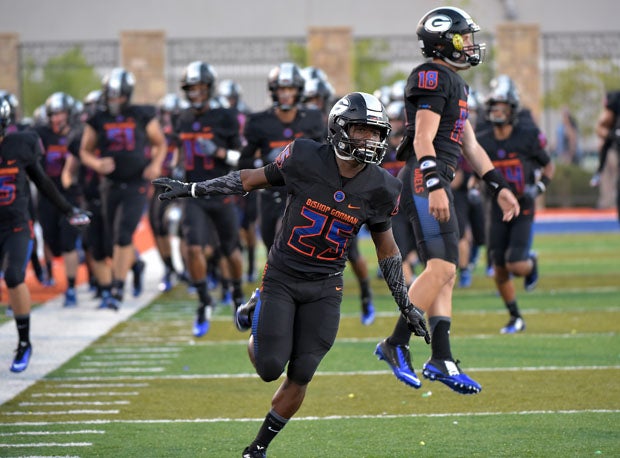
[81,354,179,360]
[78,360,173,367]
[2,409,618,427]
[0,441,92,447]
[0,430,105,436]
[64,367,165,374]
[31,392,139,398]
[53,383,148,388]
[19,401,130,407]
[42,364,620,382]
[92,347,180,354]
[3,410,119,416]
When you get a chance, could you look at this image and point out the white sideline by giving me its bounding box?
[0,248,163,406]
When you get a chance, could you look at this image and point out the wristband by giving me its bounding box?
[538,175,551,193]
[190,183,197,198]
[419,155,442,192]
[482,169,509,197]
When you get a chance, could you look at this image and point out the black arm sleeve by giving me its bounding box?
[378,254,409,312]
[193,170,245,197]
[26,161,72,214]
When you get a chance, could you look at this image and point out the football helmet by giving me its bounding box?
[45,92,74,133]
[101,68,135,115]
[83,89,102,117]
[485,75,520,125]
[327,92,391,165]
[0,91,19,124]
[0,99,11,136]
[181,61,217,110]
[268,62,305,111]
[417,6,485,68]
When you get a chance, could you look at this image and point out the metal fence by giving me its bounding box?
[16,31,620,144]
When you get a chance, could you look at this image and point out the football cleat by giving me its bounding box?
[132,259,146,297]
[524,252,538,291]
[242,445,267,458]
[500,317,526,334]
[458,268,472,288]
[98,293,120,311]
[422,358,481,394]
[63,287,77,307]
[374,338,421,388]
[158,270,174,292]
[10,342,32,373]
[361,302,376,326]
[193,305,213,337]
[221,290,233,307]
[235,288,259,332]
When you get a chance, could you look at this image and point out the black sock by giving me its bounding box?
[194,280,212,308]
[232,279,243,300]
[163,256,176,274]
[112,279,125,300]
[388,314,412,346]
[429,317,452,361]
[360,278,372,311]
[505,300,521,318]
[250,410,289,450]
[247,247,255,278]
[67,277,76,289]
[15,315,30,345]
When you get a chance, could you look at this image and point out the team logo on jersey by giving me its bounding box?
[333,190,345,203]
[424,14,453,33]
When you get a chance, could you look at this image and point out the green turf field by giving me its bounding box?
[1,232,619,457]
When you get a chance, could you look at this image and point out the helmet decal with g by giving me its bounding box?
[417,6,486,69]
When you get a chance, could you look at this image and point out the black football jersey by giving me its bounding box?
[477,123,551,197]
[176,107,241,183]
[268,139,401,278]
[239,107,324,170]
[87,105,156,182]
[404,62,470,170]
[67,126,100,201]
[0,131,71,227]
[34,125,71,190]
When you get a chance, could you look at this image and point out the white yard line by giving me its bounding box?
[0,248,163,406]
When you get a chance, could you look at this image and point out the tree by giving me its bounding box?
[21,47,101,116]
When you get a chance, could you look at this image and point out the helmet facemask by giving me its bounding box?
[333,121,390,165]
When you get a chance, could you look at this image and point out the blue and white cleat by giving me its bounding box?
[500,317,526,334]
[422,358,481,394]
[361,302,376,326]
[10,342,32,373]
[64,287,77,307]
[375,338,421,388]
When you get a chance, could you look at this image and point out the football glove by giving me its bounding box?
[402,303,431,344]
[524,182,546,199]
[152,177,191,201]
[66,207,91,227]
[196,138,218,157]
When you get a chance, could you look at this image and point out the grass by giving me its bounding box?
[0,232,619,457]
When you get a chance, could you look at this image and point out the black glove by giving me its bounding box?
[524,182,545,200]
[395,135,414,161]
[66,207,92,227]
[402,303,430,344]
[152,177,192,201]
[196,138,218,157]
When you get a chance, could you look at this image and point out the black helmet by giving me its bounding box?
[417,6,485,68]
[0,90,19,124]
[181,61,217,110]
[45,92,74,117]
[101,68,135,115]
[0,99,11,136]
[485,75,520,125]
[268,62,305,110]
[327,92,391,165]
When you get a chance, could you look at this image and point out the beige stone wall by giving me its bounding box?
[0,33,20,106]
[495,23,541,124]
[120,30,166,104]
[307,27,353,97]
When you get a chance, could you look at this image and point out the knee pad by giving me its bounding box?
[4,265,26,288]
[256,356,286,383]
